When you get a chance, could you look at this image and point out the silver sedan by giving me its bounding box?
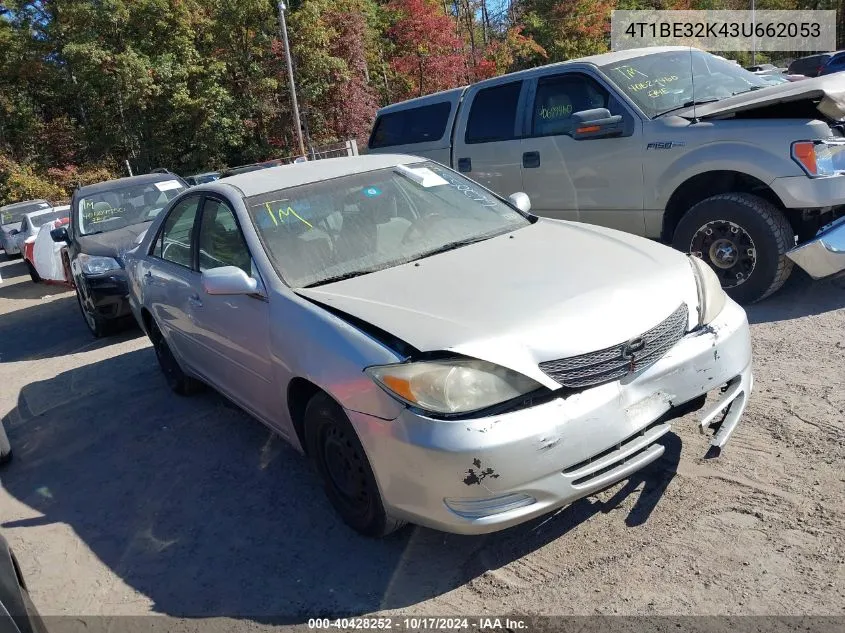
[124,154,753,537]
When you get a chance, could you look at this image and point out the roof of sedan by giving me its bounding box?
[0,199,50,211]
[220,154,422,197]
[26,204,69,218]
[75,172,185,197]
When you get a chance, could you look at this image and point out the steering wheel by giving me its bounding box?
[401,212,444,245]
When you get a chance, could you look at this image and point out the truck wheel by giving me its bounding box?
[672,193,794,304]
[0,420,11,466]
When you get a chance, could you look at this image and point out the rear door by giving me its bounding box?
[187,197,276,424]
[518,69,645,233]
[452,78,529,199]
[141,194,204,368]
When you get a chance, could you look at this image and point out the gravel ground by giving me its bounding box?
[0,254,843,626]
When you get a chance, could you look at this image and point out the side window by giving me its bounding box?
[532,74,611,138]
[368,102,451,149]
[153,196,200,268]
[198,199,252,274]
[465,81,522,144]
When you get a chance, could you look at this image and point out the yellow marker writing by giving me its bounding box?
[264,203,279,226]
[262,200,312,229]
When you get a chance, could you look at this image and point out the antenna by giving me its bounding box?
[689,46,698,124]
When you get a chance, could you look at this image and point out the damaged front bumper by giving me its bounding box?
[348,299,753,535]
[786,216,845,280]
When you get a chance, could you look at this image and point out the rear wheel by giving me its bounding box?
[672,193,794,304]
[148,319,204,396]
[304,392,406,538]
[0,421,11,466]
[25,259,41,283]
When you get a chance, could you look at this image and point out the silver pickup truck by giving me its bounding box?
[367,46,845,303]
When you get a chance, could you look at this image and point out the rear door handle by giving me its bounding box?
[522,151,540,168]
[457,157,472,172]
[188,293,203,308]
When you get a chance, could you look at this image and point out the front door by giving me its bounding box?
[520,71,646,234]
[142,195,203,369]
[188,197,276,424]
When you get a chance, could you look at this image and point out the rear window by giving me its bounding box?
[465,81,523,144]
[789,54,830,74]
[368,102,452,149]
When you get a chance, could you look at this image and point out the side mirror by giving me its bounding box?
[508,192,531,213]
[571,108,624,140]
[51,226,71,244]
[9,228,19,236]
[202,266,260,296]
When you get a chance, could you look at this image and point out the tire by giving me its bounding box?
[304,392,406,538]
[75,282,110,338]
[25,259,41,283]
[148,320,204,396]
[672,193,795,304]
[0,421,11,466]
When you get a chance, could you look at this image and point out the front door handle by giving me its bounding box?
[457,157,472,172]
[522,151,540,168]
[188,293,203,308]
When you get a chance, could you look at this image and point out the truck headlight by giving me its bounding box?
[791,140,845,177]
[78,253,121,275]
[689,255,727,326]
[366,358,542,415]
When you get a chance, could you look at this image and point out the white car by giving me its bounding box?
[15,205,70,252]
[125,154,753,536]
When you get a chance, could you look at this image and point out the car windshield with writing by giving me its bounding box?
[77,179,185,236]
[246,161,531,288]
[600,50,768,119]
[1,200,51,227]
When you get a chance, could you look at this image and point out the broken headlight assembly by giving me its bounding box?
[791,139,845,177]
[366,358,542,415]
[689,254,727,326]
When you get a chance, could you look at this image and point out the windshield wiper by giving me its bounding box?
[657,98,721,117]
[405,232,504,265]
[301,265,388,288]
[732,85,766,96]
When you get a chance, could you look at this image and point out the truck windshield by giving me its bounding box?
[600,50,770,119]
[245,161,531,288]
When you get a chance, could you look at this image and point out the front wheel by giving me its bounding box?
[75,282,110,338]
[304,392,406,538]
[148,319,204,396]
[672,193,795,304]
[0,420,11,466]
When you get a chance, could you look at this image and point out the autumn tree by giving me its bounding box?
[388,0,470,99]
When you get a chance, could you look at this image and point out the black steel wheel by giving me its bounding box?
[304,392,406,538]
[672,193,795,304]
[24,259,41,283]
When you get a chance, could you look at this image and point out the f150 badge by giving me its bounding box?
[647,141,686,150]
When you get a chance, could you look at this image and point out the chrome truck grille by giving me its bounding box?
[539,304,689,389]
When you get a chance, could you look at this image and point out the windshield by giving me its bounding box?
[1,200,51,226]
[77,179,185,236]
[31,209,70,228]
[601,50,770,118]
[245,161,531,288]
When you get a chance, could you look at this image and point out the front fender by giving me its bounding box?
[649,141,800,211]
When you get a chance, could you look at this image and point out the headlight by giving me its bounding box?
[366,358,543,415]
[688,255,727,326]
[78,253,121,275]
[791,140,845,177]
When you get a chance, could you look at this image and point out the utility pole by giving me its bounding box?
[276,0,306,157]
[751,0,756,67]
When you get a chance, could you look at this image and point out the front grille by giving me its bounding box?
[539,304,688,389]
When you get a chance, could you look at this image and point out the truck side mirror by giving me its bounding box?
[571,108,624,140]
[51,226,71,244]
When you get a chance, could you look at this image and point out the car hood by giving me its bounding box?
[77,223,148,261]
[671,74,845,121]
[296,220,699,388]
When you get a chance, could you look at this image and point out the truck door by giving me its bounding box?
[452,78,530,200]
[519,69,646,234]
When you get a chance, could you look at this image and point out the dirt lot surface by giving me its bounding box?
[0,254,844,626]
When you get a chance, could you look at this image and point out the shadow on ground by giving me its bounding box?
[0,347,682,621]
[746,270,845,325]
